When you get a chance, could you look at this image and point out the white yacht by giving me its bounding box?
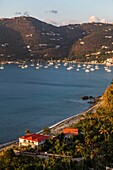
[90,67,95,71]
[85,69,90,72]
[44,65,48,68]
[31,63,34,67]
[67,65,73,70]
[55,65,59,69]
[77,64,81,68]
[36,62,39,66]
[35,66,39,69]
[25,64,28,68]
[95,65,99,70]
[39,64,43,68]
[83,64,86,67]
[106,69,111,72]
[87,65,91,69]
[0,64,4,69]
[48,58,54,66]
[63,62,68,66]
[106,66,111,72]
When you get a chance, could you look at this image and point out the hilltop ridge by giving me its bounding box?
[0,16,113,62]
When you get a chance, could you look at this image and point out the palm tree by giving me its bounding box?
[25,129,31,135]
[99,126,109,141]
[43,127,51,135]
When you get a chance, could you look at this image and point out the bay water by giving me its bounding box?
[0,64,112,144]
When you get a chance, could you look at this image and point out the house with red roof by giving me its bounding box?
[62,128,78,138]
[19,133,50,148]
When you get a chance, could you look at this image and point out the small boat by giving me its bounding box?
[85,69,90,72]
[57,63,61,66]
[44,65,48,68]
[48,58,54,66]
[90,68,95,71]
[64,62,68,66]
[106,66,111,72]
[48,62,54,66]
[106,69,111,72]
[31,63,34,67]
[0,64,4,69]
[95,65,99,70]
[67,66,73,70]
[55,65,59,69]
[24,65,28,68]
[39,64,43,68]
[77,64,81,68]
[36,66,39,69]
[83,64,86,67]
[86,65,91,69]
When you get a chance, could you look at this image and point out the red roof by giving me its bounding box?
[20,134,50,142]
[62,128,78,135]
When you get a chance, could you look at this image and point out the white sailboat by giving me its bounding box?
[90,67,95,71]
[63,62,68,66]
[55,65,59,69]
[95,65,99,70]
[67,63,73,70]
[44,63,48,68]
[85,69,90,72]
[35,66,39,69]
[106,66,111,72]
[0,64,4,69]
[77,64,81,68]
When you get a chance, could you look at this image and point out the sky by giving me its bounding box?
[0,0,113,26]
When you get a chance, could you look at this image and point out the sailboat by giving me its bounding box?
[48,58,54,66]
[67,63,73,70]
[0,64,4,69]
[44,62,48,68]
[106,66,111,72]
[85,69,90,72]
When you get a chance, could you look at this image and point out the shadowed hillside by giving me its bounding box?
[0,16,113,61]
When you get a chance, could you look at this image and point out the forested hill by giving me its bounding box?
[0,16,113,62]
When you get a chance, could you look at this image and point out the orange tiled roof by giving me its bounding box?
[62,128,78,135]
[20,134,50,142]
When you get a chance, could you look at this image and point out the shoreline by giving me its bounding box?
[43,101,101,135]
[0,101,101,151]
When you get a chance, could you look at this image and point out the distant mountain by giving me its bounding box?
[70,23,113,62]
[0,16,113,62]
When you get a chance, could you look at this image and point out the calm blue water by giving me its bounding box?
[0,64,113,144]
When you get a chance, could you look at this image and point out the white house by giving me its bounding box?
[19,133,50,148]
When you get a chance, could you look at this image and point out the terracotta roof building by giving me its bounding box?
[19,133,50,148]
[62,128,78,138]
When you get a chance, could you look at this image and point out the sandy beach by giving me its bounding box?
[49,101,101,135]
[0,101,101,151]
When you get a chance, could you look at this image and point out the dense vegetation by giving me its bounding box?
[0,148,80,170]
[40,84,113,169]
[0,16,113,62]
[0,84,113,169]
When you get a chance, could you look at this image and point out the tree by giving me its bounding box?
[25,129,31,135]
[102,84,113,112]
[43,127,51,135]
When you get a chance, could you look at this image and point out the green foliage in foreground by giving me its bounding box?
[40,84,113,169]
[0,84,113,170]
[0,149,81,170]
[73,84,113,169]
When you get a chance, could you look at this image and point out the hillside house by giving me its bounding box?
[19,133,50,148]
[62,128,78,138]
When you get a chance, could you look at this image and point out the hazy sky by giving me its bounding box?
[0,0,113,25]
